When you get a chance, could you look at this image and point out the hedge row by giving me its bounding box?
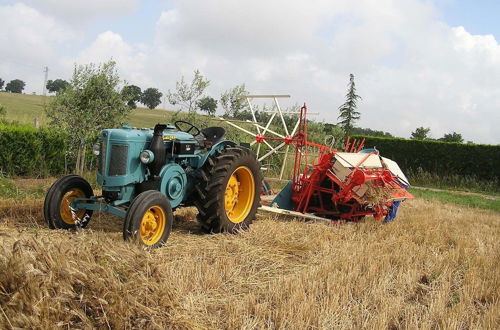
[352,135,500,181]
[0,124,68,176]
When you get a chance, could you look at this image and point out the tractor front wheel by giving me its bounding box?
[44,175,94,229]
[195,146,262,233]
[123,191,173,248]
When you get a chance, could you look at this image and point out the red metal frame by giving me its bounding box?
[254,104,412,221]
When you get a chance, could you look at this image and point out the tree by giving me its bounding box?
[439,132,463,143]
[45,60,130,174]
[141,88,163,109]
[5,79,25,93]
[351,127,393,137]
[46,79,69,93]
[337,74,361,138]
[410,127,431,140]
[121,85,142,108]
[220,84,249,118]
[167,69,210,113]
[0,78,4,90]
[197,96,217,116]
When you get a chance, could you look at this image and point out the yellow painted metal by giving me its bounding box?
[140,205,166,246]
[224,166,255,223]
[60,188,86,224]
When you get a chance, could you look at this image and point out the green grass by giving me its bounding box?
[0,92,48,125]
[409,188,500,212]
[0,91,178,128]
[407,168,499,195]
[0,177,47,199]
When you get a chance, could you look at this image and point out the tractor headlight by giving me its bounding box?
[140,150,154,164]
[92,143,100,156]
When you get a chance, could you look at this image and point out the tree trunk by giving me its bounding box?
[75,146,82,175]
[80,144,87,175]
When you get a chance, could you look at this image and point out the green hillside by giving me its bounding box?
[0,92,178,128]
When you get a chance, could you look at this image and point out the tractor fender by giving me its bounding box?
[198,140,236,168]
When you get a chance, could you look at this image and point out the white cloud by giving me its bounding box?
[0,3,75,94]
[22,0,140,22]
[2,0,499,143]
[67,31,151,88]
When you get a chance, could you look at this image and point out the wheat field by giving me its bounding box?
[0,196,499,329]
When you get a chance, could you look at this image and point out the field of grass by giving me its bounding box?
[409,188,500,212]
[0,92,48,125]
[0,178,499,328]
[0,92,180,128]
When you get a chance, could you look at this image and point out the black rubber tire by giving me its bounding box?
[194,146,262,233]
[123,191,173,248]
[44,175,94,229]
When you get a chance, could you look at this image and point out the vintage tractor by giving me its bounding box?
[44,121,263,248]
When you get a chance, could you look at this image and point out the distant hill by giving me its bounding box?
[0,92,175,128]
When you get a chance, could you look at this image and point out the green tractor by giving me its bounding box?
[44,121,262,248]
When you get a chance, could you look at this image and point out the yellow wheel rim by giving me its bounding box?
[225,166,255,223]
[60,188,86,225]
[140,205,166,246]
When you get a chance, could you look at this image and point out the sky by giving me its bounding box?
[0,0,499,144]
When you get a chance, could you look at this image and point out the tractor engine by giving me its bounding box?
[95,124,197,208]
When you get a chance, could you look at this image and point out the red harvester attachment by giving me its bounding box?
[265,104,413,222]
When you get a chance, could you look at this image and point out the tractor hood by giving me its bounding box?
[102,125,195,143]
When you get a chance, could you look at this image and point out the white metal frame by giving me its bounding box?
[218,95,302,179]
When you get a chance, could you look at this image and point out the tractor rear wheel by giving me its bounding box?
[195,146,262,233]
[44,175,94,229]
[123,191,173,248]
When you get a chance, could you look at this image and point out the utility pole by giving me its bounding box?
[43,66,49,96]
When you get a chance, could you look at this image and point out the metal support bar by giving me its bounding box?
[258,142,286,162]
[274,97,290,136]
[249,122,285,138]
[73,198,127,218]
[218,117,257,136]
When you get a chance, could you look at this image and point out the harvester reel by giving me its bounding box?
[219,95,302,179]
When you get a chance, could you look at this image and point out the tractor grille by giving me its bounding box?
[108,144,128,176]
[98,142,106,174]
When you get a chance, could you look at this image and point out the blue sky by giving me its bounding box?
[1,0,499,144]
[85,0,170,46]
[437,0,500,39]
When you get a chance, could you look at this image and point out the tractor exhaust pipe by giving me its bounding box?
[149,124,167,178]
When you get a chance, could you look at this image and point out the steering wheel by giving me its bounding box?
[174,120,201,136]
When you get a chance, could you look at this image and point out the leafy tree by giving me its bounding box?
[439,132,463,143]
[46,79,69,93]
[45,60,130,174]
[410,127,431,140]
[337,74,361,138]
[167,69,210,113]
[5,79,25,93]
[0,78,4,90]
[121,85,142,108]
[351,127,393,137]
[197,96,217,116]
[141,88,163,109]
[220,84,249,118]
[322,123,345,149]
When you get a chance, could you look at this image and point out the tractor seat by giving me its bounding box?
[200,127,226,144]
